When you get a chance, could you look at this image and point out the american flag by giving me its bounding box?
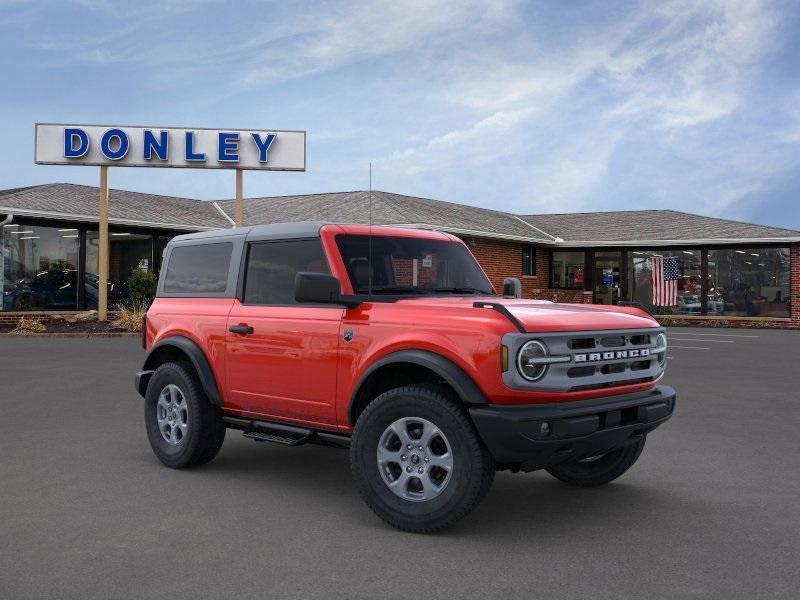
[651,256,679,306]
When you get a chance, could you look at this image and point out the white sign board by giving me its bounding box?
[34,123,306,171]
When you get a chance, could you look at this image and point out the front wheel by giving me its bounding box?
[350,384,495,533]
[545,436,646,487]
[144,361,226,469]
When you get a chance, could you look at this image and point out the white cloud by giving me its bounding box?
[378,106,536,175]
[238,0,520,88]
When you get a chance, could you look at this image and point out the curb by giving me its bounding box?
[0,332,140,338]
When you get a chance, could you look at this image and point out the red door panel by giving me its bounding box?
[225,300,343,427]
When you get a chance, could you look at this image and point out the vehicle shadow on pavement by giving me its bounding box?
[182,436,690,537]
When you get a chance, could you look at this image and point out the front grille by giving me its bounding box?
[599,335,625,348]
[503,327,665,393]
[569,338,595,350]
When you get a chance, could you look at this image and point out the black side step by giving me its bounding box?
[243,421,312,446]
[223,416,351,449]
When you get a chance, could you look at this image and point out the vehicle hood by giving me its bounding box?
[394,296,658,332]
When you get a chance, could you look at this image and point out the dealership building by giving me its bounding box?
[1,182,799,328]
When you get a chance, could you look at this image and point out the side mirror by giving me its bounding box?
[295,272,361,307]
[502,277,522,298]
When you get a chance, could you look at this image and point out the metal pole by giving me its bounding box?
[98,166,109,321]
[235,168,244,227]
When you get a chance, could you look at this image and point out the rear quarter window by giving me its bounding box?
[162,242,233,294]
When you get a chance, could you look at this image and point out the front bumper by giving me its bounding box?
[470,385,676,472]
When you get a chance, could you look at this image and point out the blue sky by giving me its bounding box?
[1,0,799,228]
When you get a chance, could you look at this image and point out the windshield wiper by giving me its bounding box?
[432,287,492,295]
[355,286,428,295]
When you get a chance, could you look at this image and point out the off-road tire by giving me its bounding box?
[145,361,226,469]
[350,384,495,533]
[545,436,646,487]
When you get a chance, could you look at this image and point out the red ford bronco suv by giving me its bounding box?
[135,222,675,532]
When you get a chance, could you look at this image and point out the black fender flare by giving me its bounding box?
[138,335,222,406]
[348,349,488,424]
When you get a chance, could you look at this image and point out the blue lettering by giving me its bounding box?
[218,132,239,162]
[100,128,129,160]
[185,131,205,161]
[143,130,168,160]
[64,128,89,158]
[251,132,276,162]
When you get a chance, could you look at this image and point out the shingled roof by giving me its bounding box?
[520,209,800,244]
[2,183,798,244]
[215,191,552,243]
[0,183,227,230]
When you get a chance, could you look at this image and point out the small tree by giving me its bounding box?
[127,268,157,308]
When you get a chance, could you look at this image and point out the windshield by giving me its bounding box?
[336,235,494,295]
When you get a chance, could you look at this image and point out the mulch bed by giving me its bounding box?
[0,317,137,336]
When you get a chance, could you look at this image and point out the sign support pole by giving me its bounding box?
[98,166,109,321]
[235,168,244,227]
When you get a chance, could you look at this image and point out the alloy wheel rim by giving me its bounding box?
[156,384,189,446]
[377,417,454,502]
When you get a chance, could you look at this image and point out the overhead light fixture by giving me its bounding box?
[682,251,694,255]
[745,261,752,265]
[19,236,40,240]
[111,232,131,236]
[3,223,19,228]
[11,230,34,235]
[62,234,79,238]
[58,228,78,232]
[750,253,759,257]
[735,250,746,254]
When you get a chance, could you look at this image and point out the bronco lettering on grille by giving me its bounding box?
[574,348,651,363]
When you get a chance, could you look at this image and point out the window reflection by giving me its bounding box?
[551,251,585,289]
[84,230,153,308]
[707,248,790,318]
[628,250,702,314]
[1,224,79,310]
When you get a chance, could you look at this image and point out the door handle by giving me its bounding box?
[229,324,254,335]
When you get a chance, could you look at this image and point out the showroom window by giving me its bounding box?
[707,248,790,318]
[1,223,80,310]
[627,249,702,315]
[85,230,154,308]
[522,245,536,276]
[551,251,585,289]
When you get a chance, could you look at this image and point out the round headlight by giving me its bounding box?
[654,332,667,367]
[517,340,549,381]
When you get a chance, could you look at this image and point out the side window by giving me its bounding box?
[243,239,330,305]
[162,242,233,294]
[522,245,536,276]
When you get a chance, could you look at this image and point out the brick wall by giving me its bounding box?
[463,237,800,325]
[460,236,592,304]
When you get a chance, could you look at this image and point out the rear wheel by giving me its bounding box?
[144,362,226,469]
[545,436,646,487]
[350,384,494,533]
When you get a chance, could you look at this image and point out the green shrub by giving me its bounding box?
[127,269,157,308]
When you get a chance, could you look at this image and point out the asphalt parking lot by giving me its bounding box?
[1,327,799,599]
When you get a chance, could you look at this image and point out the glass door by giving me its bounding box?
[593,251,622,305]
[84,230,153,308]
